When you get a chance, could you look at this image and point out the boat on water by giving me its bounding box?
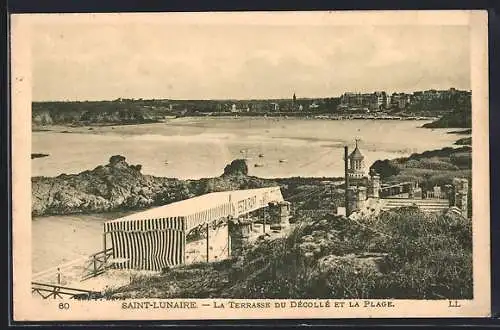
[258,154,264,158]
[279,159,288,163]
[254,163,264,167]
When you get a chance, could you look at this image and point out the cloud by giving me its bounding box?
[31,23,470,100]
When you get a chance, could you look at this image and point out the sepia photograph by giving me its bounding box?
[11,10,490,321]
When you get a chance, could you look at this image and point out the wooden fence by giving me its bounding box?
[81,248,114,281]
[31,282,102,300]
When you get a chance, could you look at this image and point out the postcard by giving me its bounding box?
[11,10,490,321]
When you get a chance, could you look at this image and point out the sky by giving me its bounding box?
[30,15,471,101]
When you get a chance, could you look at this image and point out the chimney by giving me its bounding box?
[344,146,350,216]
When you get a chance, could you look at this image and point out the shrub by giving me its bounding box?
[405,158,459,170]
[370,160,401,179]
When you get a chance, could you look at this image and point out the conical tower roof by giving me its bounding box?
[349,139,364,160]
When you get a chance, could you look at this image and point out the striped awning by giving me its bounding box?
[105,186,284,232]
[104,217,186,270]
[103,187,284,271]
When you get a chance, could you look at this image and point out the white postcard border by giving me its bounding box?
[11,10,491,321]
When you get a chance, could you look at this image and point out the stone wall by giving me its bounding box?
[452,178,469,218]
[347,186,367,215]
[348,176,470,218]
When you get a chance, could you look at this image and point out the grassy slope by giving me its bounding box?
[454,137,472,146]
[106,207,472,300]
[422,109,471,129]
[370,146,471,187]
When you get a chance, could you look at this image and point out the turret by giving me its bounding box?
[348,139,366,179]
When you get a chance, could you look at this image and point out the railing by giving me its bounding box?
[379,182,413,191]
[379,182,413,198]
[424,191,448,200]
[31,282,102,300]
[81,248,114,281]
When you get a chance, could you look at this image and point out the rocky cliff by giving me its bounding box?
[32,101,163,126]
[32,157,277,217]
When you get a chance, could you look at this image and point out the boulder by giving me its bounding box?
[318,253,390,275]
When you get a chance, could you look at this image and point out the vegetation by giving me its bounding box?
[370,147,471,181]
[455,137,472,146]
[370,146,472,182]
[32,100,164,126]
[422,108,471,128]
[369,159,401,180]
[408,91,470,113]
[106,207,472,300]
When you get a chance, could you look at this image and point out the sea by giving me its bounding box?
[31,117,465,273]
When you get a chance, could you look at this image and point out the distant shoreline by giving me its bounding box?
[32,114,438,132]
[171,112,438,120]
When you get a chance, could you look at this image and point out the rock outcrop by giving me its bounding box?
[32,155,192,216]
[32,102,162,126]
[31,156,276,217]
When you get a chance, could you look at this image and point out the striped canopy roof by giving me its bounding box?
[105,186,284,232]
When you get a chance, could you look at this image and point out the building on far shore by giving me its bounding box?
[270,102,279,111]
[340,92,387,112]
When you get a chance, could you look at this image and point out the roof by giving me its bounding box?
[349,147,364,160]
[105,186,284,225]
